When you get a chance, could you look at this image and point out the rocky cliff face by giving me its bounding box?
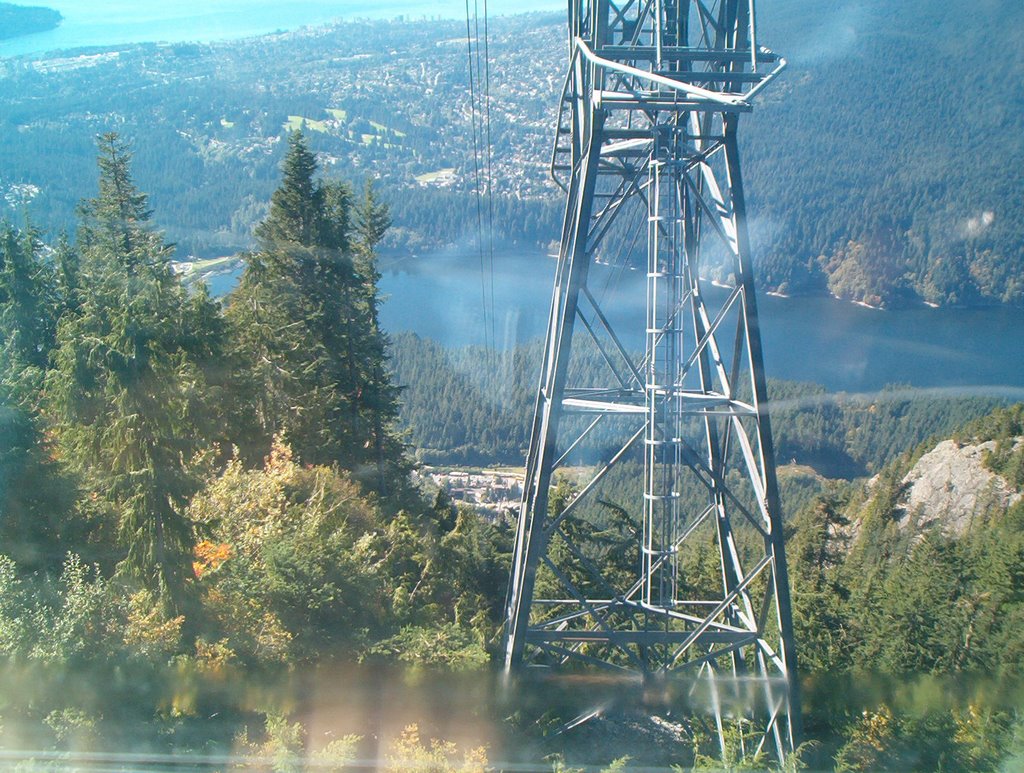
[896,438,1021,536]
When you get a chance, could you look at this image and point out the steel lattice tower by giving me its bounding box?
[503,0,798,761]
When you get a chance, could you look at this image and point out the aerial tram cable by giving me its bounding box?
[481,0,497,354]
[464,0,491,352]
[597,204,646,310]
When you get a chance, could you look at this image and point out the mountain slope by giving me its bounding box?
[899,438,1022,536]
[0,3,61,41]
[746,0,1024,306]
[840,403,1024,548]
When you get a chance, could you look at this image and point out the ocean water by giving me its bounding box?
[378,251,1024,395]
[0,0,562,57]
[209,250,1024,394]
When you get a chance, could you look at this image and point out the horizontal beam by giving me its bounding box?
[562,397,646,414]
[653,70,766,84]
[602,129,726,142]
[577,38,749,108]
[596,46,779,64]
[526,629,756,645]
[594,92,752,113]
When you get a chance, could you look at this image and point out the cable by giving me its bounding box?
[464,0,490,352]
[481,0,497,354]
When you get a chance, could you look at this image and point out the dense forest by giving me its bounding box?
[0,132,516,764]
[389,332,1006,478]
[0,3,61,41]
[744,0,1024,308]
[782,404,1024,771]
[1,0,1022,307]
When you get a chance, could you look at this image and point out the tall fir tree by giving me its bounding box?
[0,220,57,376]
[52,233,82,320]
[46,133,221,608]
[788,488,853,672]
[225,132,405,490]
[255,132,324,248]
[353,179,403,493]
[0,219,78,571]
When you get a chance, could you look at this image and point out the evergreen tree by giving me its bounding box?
[0,220,58,377]
[46,133,221,608]
[254,132,323,249]
[354,179,391,266]
[0,219,77,572]
[225,133,353,466]
[53,233,82,320]
[353,180,403,492]
[225,132,404,490]
[77,133,156,263]
[788,489,853,672]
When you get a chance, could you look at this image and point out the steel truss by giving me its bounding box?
[503,0,799,762]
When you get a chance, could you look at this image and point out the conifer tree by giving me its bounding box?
[354,180,391,269]
[0,220,57,376]
[0,219,77,571]
[53,233,82,320]
[788,488,853,671]
[353,180,402,492]
[46,133,221,608]
[225,133,340,464]
[226,132,405,490]
[78,134,156,262]
[255,132,323,249]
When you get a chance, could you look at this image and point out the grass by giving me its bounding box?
[415,168,456,184]
[369,120,406,137]
[283,115,330,133]
[280,110,406,149]
[422,464,524,477]
[283,110,405,144]
[190,256,239,272]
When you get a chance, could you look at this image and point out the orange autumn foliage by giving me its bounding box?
[193,540,232,578]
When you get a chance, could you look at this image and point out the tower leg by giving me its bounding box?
[723,117,802,748]
[504,110,606,670]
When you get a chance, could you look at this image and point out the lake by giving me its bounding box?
[379,250,1024,396]
[0,0,562,58]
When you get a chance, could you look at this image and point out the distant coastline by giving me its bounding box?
[0,1,561,59]
[0,2,62,41]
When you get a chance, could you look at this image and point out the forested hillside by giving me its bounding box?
[0,12,566,258]
[780,404,1024,770]
[0,132,514,760]
[746,0,1024,307]
[0,3,61,41]
[1,0,1022,307]
[2,0,1024,766]
[389,331,1006,478]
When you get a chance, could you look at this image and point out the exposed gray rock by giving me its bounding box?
[898,439,1021,536]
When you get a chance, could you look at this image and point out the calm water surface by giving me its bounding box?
[0,0,562,57]
[379,251,1024,395]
